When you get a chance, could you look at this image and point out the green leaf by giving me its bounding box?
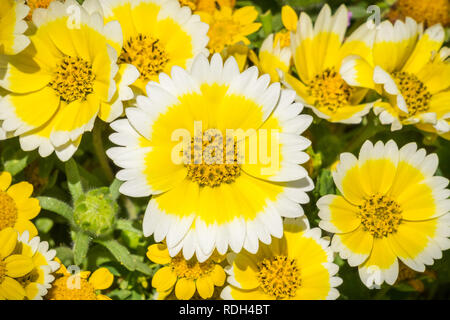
[317,169,335,196]
[130,255,154,276]
[95,239,136,271]
[73,231,91,266]
[2,149,37,176]
[35,217,54,234]
[37,196,73,222]
[109,179,122,201]
[55,246,74,266]
[65,158,84,201]
[260,10,273,36]
[115,219,143,236]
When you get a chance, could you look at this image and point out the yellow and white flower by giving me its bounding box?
[273,5,298,49]
[97,0,209,92]
[341,20,450,134]
[107,53,314,262]
[221,218,342,300]
[0,171,40,238]
[257,34,292,83]
[15,230,60,300]
[147,243,226,300]
[46,260,114,300]
[284,4,376,124]
[318,140,450,288]
[0,0,30,55]
[0,0,138,161]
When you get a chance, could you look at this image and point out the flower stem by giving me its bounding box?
[345,114,384,153]
[92,121,114,183]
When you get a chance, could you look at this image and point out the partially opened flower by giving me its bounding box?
[107,53,314,262]
[0,0,138,161]
[15,230,60,300]
[284,4,376,124]
[46,261,114,300]
[221,218,342,300]
[198,5,261,54]
[318,140,450,288]
[273,5,298,49]
[0,171,40,238]
[341,20,450,135]
[256,34,292,83]
[147,243,226,300]
[0,0,30,55]
[97,0,209,92]
[0,228,34,300]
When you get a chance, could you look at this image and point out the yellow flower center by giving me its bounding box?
[25,0,53,20]
[274,30,291,48]
[0,260,6,284]
[393,71,432,117]
[308,68,353,113]
[179,0,197,10]
[397,0,450,26]
[119,34,169,82]
[0,191,18,230]
[358,193,402,238]
[170,255,215,280]
[50,56,95,103]
[207,13,242,53]
[46,275,98,300]
[185,134,241,187]
[256,255,302,299]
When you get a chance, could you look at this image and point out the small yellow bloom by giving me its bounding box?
[0,0,30,55]
[318,140,450,288]
[147,243,226,300]
[198,6,261,53]
[221,219,342,300]
[46,260,114,300]
[0,171,40,238]
[179,0,236,13]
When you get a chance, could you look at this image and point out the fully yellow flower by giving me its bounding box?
[284,4,376,124]
[341,20,450,134]
[0,228,34,300]
[107,54,314,262]
[97,0,209,92]
[317,140,450,288]
[147,243,226,300]
[0,0,30,55]
[221,218,342,300]
[46,260,113,300]
[198,6,261,53]
[15,230,60,299]
[0,171,40,238]
[0,0,138,161]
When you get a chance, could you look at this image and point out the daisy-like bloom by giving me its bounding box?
[317,140,450,288]
[198,6,261,54]
[24,0,56,20]
[284,4,376,124]
[46,261,113,300]
[256,34,292,83]
[0,171,40,238]
[147,243,226,300]
[0,0,30,55]
[341,20,450,134]
[107,53,314,262]
[0,0,139,161]
[15,230,60,300]
[178,0,235,13]
[221,218,342,300]
[97,0,209,92]
[0,228,34,300]
[388,0,450,27]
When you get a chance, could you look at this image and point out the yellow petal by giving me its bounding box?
[231,253,260,290]
[89,267,114,290]
[5,254,34,277]
[0,228,18,258]
[175,278,196,300]
[0,171,12,191]
[152,267,177,292]
[14,218,38,239]
[282,6,298,31]
[0,277,26,300]
[211,264,226,286]
[17,198,40,220]
[196,276,214,299]
[146,244,171,265]
[96,294,112,300]
[7,182,33,205]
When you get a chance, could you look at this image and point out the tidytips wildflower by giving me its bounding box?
[0,0,30,55]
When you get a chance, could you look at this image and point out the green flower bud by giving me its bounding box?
[73,187,118,238]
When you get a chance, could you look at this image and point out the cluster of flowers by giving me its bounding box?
[0,0,449,300]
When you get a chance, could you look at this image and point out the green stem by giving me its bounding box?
[38,196,74,223]
[65,158,84,202]
[345,115,384,153]
[92,121,114,183]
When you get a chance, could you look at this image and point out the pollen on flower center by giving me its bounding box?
[185,133,241,188]
[0,191,18,230]
[256,255,302,299]
[396,0,450,26]
[393,71,432,117]
[308,68,353,113]
[46,275,98,300]
[50,56,95,103]
[170,255,215,280]
[25,0,53,20]
[179,0,197,10]
[358,193,402,238]
[119,34,169,81]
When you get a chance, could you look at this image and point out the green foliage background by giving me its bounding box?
[2,0,448,300]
